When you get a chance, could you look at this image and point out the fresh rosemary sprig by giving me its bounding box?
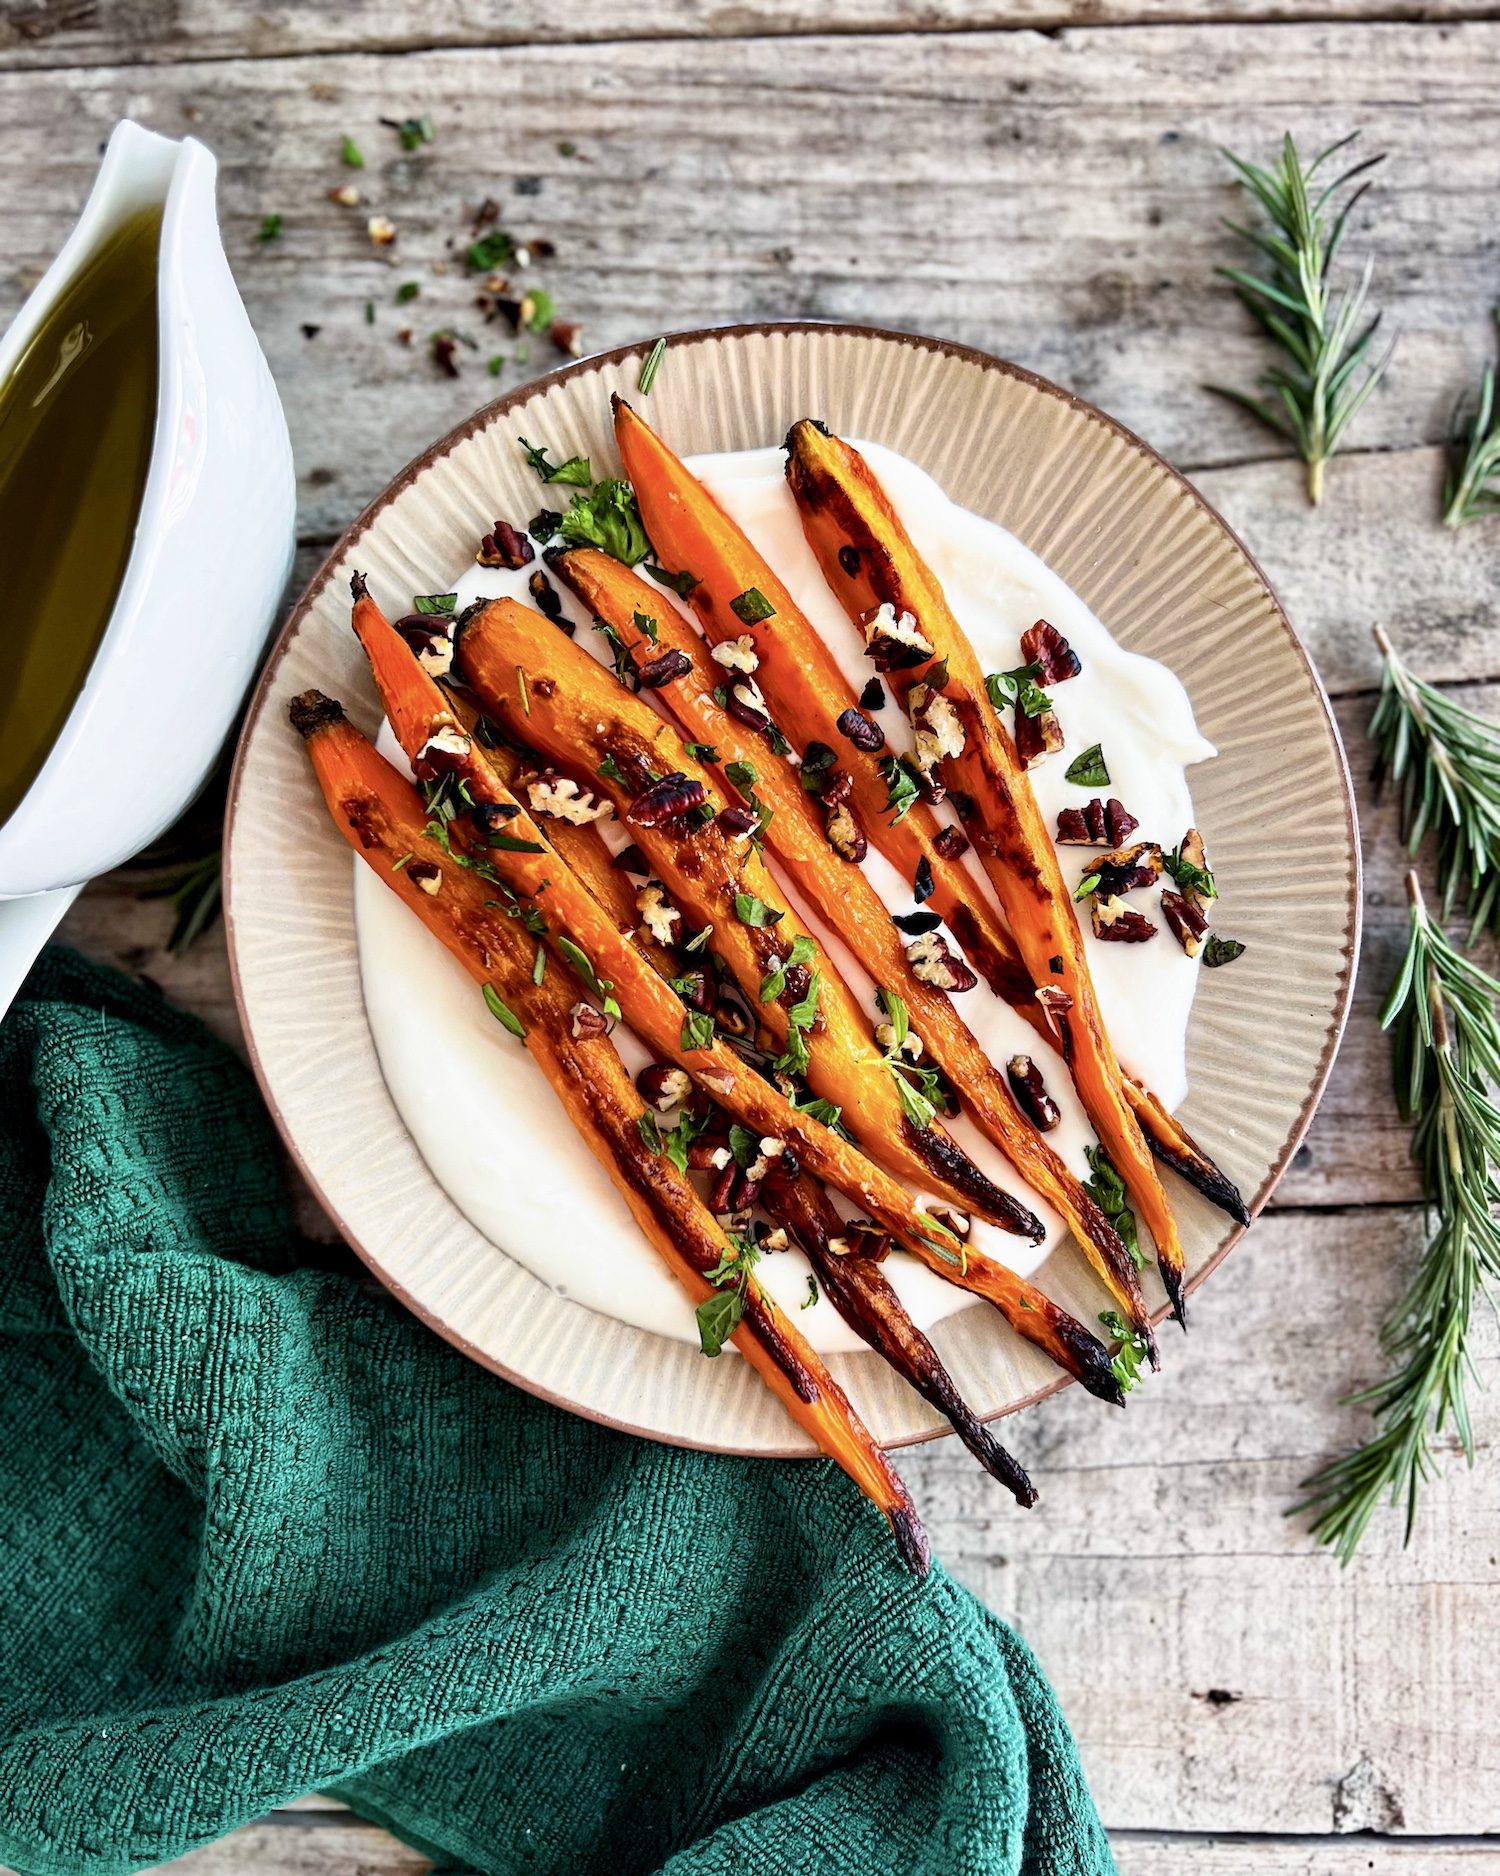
[1295,872,1500,1561]
[1210,131,1395,506]
[1371,625,1500,937]
[1442,309,1500,529]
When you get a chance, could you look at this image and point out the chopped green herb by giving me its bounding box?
[1099,1310,1150,1392]
[774,968,822,1079]
[724,759,758,791]
[482,983,526,1039]
[696,1233,763,1356]
[801,1274,820,1310]
[984,662,1052,719]
[341,135,365,168]
[518,436,594,487]
[728,1123,760,1169]
[1202,934,1247,968]
[646,564,700,598]
[874,987,946,1131]
[759,933,817,1003]
[1163,843,1218,900]
[558,479,651,566]
[391,852,414,872]
[632,608,660,646]
[468,228,515,272]
[488,354,506,376]
[683,741,719,763]
[412,591,457,615]
[485,833,546,854]
[683,924,714,955]
[555,935,621,1020]
[794,1093,849,1138]
[1065,744,1110,788]
[638,336,667,396]
[1073,873,1102,901]
[798,743,838,795]
[597,754,626,785]
[365,300,375,325]
[1083,1146,1144,1271]
[257,213,283,242]
[558,139,579,157]
[730,587,775,626]
[532,946,547,985]
[877,755,923,824]
[734,891,783,929]
[680,1009,716,1052]
[523,287,555,333]
[395,280,421,304]
[385,113,435,152]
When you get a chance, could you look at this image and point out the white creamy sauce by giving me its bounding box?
[355,441,1216,1354]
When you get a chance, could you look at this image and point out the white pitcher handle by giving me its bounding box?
[0,885,83,1027]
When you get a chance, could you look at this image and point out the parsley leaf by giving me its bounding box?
[730,587,775,626]
[1202,934,1246,968]
[680,1009,716,1051]
[877,755,923,824]
[696,1233,763,1357]
[412,591,457,615]
[683,741,719,763]
[984,662,1053,719]
[518,435,593,487]
[734,892,783,929]
[597,754,626,785]
[468,229,514,272]
[802,1275,820,1309]
[1163,843,1218,901]
[558,480,652,565]
[1065,744,1110,788]
[555,935,621,1020]
[646,564,700,598]
[1083,1146,1144,1270]
[1099,1309,1151,1392]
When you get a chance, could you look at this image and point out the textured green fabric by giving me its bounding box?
[0,949,1113,1876]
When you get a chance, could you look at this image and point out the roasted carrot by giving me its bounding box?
[554,545,1154,1335]
[350,577,1121,1393]
[783,419,1198,1323]
[290,687,929,1572]
[452,593,1044,1240]
[613,396,1033,1008]
[615,402,1244,1238]
[765,1174,1050,1497]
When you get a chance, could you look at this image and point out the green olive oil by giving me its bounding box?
[0,206,161,829]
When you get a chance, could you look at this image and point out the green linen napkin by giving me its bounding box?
[0,948,1113,1876]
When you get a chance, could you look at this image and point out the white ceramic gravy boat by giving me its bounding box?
[0,120,294,1017]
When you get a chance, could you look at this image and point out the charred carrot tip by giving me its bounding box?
[888,1504,932,1579]
[289,689,345,739]
[1161,1261,1188,1330]
[349,569,369,600]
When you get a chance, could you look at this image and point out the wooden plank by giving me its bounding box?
[1,26,1496,547]
[900,1200,1500,1835]
[3,3,1498,71]
[137,1819,428,1874]
[131,1817,1500,1875]
[1114,1838,1500,1872]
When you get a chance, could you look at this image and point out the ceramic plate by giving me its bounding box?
[224,322,1359,1456]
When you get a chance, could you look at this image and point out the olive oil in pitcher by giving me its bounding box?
[0,206,160,830]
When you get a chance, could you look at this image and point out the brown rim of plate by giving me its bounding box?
[223,318,1362,1455]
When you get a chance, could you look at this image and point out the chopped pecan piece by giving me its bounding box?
[710,634,759,674]
[828,1220,891,1262]
[932,824,969,861]
[905,931,978,991]
[1175,827,1215,913]
[1161,890,1210,958]
[393,613,455,679]
[1082,841,1163,898]
[1006,1055,1061,1131]
[476,519,534,570]
[716,806,759,840]
[636,881,682,946]
[674,968,714,1012]
[863,601,933,671]
[638,648,693,689]
[1105,798,1139,845]
[528,569,564,621]
[835,706,885,752]
[723,676,772,735]
[1036,983,1073,1018]
[1056,798,1107,845]
[859,675,887,712]
[1021,619,1082,685]
[875,1019,923,1062]
[626,772,706,827]
[820,766,854,808]
[412,722,472,780]
[569,1002,611,1039]
[924,1206,970,1242]
[909,680,965,788]
[637,1063,693,1113]
[825,800,868,863]
[406,861,443,896]
[1015,705,1065,769]
[1090,895,1158,943]
[529,773,613,825]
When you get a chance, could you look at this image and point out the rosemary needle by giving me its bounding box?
[1371,625,1500,938]
[1442,308,1500,529]
[1210,131,1396,506]
[1295,871,1500,1562]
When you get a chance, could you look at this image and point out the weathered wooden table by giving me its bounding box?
[4,1,1497,1868]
